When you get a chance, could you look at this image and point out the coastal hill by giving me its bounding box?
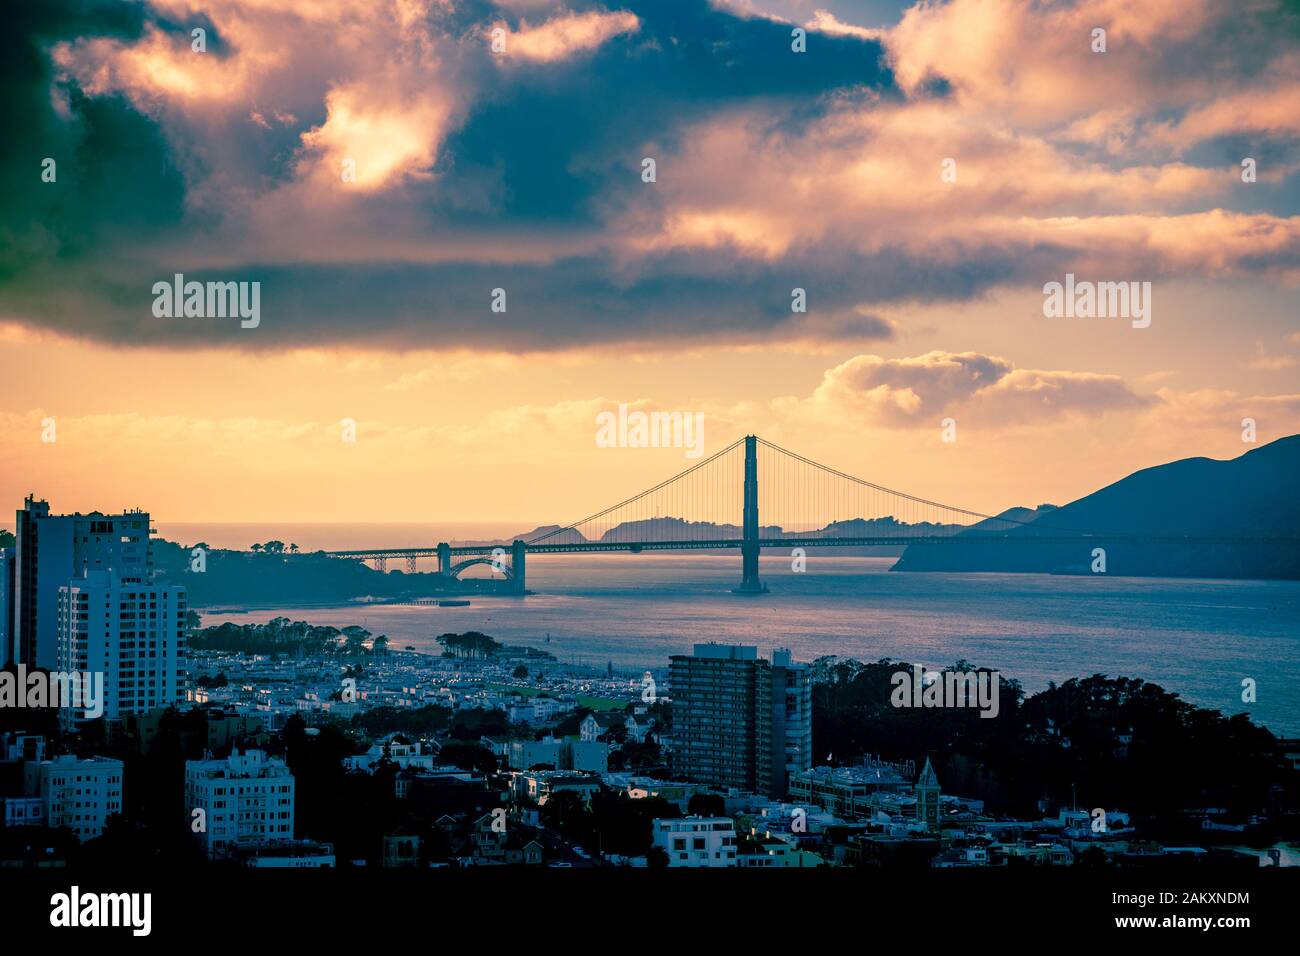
[455,524,585,546]
[893,434,1300,578]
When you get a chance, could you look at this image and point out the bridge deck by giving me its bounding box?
[321,534,1298,560]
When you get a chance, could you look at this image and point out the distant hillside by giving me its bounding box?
[454,524,588,546]
[894,435,1300,579]
[520,524,585,544]
[504,516,965,547]
[800,516,965,538]
[596,517,779,541]
[968,504,1059,531]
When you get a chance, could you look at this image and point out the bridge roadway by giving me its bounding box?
[324,533,1289,561]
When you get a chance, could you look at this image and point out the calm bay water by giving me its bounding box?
[195,551,1300,736]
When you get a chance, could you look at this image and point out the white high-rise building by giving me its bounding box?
[23,754,124,841]
[56,570,187,726]
[13,497,153,668]
[185,749,296,859]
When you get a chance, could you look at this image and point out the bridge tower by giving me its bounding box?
[511,539,527,595]
[437,542,451,576]
[735,434,767,594]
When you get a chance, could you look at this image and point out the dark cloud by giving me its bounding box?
[0,1,189,284]
[0,234,1069,352]
[427,0,899,225]
[1,0,1296,353]
[0,0,908,350]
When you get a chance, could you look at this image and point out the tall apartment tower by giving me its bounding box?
[185,750,296,859]
[770,648,813,795]
[669,644,812,798]
[56,570,187,727]
[12,496,152,667]
[0,546,14,667]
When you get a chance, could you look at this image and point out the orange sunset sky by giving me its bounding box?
[2,0,1298,525]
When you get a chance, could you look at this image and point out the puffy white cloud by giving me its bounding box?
[789,350,1152,427]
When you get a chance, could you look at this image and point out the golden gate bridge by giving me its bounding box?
[322,436,1287,593]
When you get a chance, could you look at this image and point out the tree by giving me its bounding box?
[586,792,678,857]
[342,626,372,654]
[447,709,511,739]
[289,543,299,554]
[249,543,263,553]
[687,792,726,817]
[609,739,662,771]
[351,704,453,738]
[438,743,497,774]
[539,790,590,839]
[512,664,530,680]
[605,724,628,745]
[436,631,502,660]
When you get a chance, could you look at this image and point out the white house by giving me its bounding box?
[343,735,438,773]
[582,712,638,742]
[652,816,737,867]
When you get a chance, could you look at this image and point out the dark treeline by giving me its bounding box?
[435,631,502,659]
[812,658,1290,831]
[189,617,388,656]
[348,704,512,741]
